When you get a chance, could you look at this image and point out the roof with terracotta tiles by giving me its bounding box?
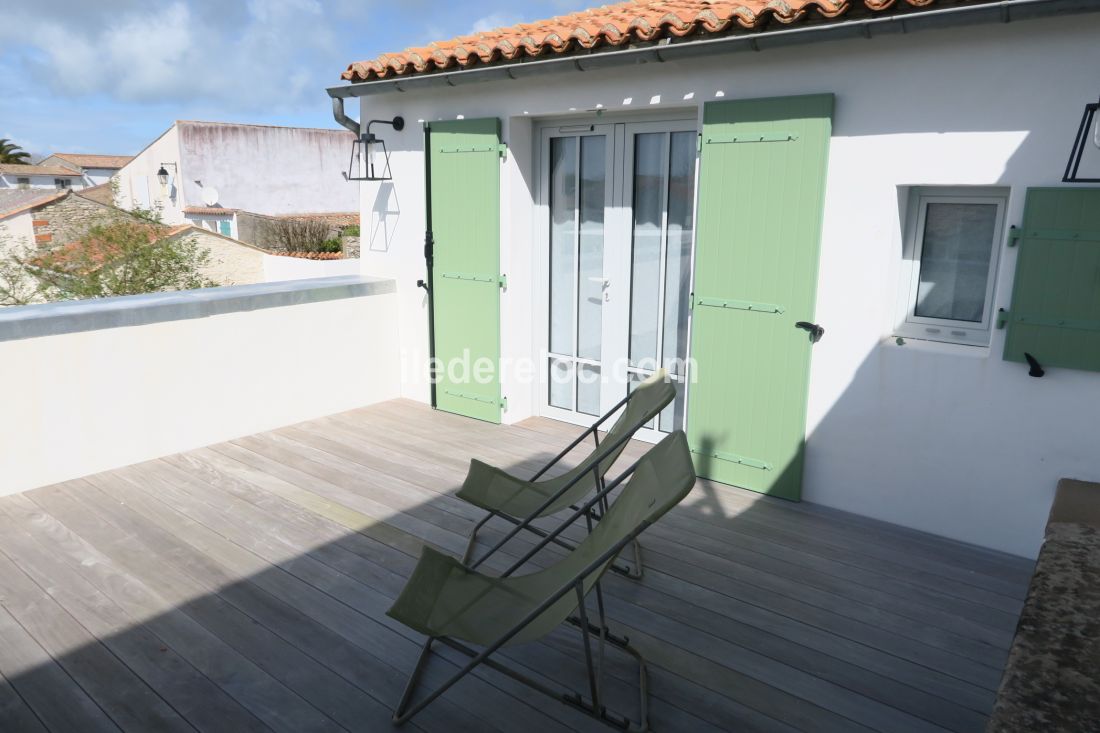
[77,182,116,206]
[45,153,134,170]
[0,189,68,219]
[0,163,85,177]
[183,206,238,216]
[341,0,956,82]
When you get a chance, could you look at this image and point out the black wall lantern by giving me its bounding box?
[1063,95,1100,183]
[156,162,177,187]
[344,115,405,182]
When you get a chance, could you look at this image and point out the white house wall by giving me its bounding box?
[355,14,1100,558]
[82,168,117,186]
[0,175,84,190]
[115,125,185,224]
[177,123,357,216]
[0,211,34,254]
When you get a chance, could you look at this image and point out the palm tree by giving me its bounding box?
[0,139,31,164]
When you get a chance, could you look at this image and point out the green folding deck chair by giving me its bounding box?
[388,430,696,732]
[458,370,676,578]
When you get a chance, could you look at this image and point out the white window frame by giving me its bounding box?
[895,186,1008,346]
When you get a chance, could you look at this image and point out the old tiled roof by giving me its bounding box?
[0,189,68,219]
[341,0,945,81]
[77,182,116,206]
[48,153,133,170]
[183,206,238,216]
[277,212,359,226]
[0,163,85,177]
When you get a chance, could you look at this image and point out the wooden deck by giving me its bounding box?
[0,399,1033,733]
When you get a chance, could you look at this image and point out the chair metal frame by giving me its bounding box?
[393,447,663,731]
[461,390,657,578]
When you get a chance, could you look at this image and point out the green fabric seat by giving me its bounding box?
[455,371,676,577]
[389,430,695,647]
[387,431,697,730]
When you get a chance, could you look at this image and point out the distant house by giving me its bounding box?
[39,153,133,187]
[0,164,86,191]
[0,189,68,255]
[0,187,265,288]
[114,121,357,242]
[328,0,1100,560]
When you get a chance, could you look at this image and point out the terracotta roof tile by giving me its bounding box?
[183,206,238,216]
[48,153,134,170]
[341,0,945,82]
[77,182,116,206]
[0,189,68,219]
[0,163,85,177]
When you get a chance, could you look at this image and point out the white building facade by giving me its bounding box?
[114,121,357,230]
[332,2,1100,558]
[0,165,86,191]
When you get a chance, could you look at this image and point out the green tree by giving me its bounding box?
[2,220,217,304]
[0,138,31,164]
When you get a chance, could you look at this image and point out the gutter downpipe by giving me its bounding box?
[326,0,1091,100]
[422,124,437,409]
[330,96,439,408]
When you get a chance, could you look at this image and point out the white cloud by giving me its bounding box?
[468,12,519,34]
[1,0,348,113]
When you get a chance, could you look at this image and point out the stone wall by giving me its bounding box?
[236,209,354,253]
[30,192,127,248]
[168,229,265,286]
[342,236,360,259]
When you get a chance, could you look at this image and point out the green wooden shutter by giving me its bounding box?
[687,94,834,501]
[429,119,504,423]
[1003,187,1100,373]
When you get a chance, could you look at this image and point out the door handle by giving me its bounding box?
[795,321,824,343]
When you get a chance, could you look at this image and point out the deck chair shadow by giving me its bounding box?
[387,430,696,732]
[458,370,676,578]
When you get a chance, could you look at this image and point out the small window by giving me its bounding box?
[218,219,231,237]
[16,177,30,189]
[895,187,1007,346]
[55,178,70,189]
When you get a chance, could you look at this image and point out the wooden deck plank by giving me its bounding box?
[0,546,191,732]
[228,421,973,732]
[0,498,271,733]
[276,414,1003,705]
[328,405,1020,655]
[0,399,1031,733]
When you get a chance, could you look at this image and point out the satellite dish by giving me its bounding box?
[202,187,220,206]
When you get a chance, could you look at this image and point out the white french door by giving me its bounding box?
[539,118,698,440]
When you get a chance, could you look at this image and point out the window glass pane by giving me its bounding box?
[577,364,601,417]
[549,137,576,355]
[629,133,667,369]
[626,372,657,430]
[549,358,573,409]
[915,202,997,323]
[577,136,606,362]
[658,379,686,434]
[662,131,696,376]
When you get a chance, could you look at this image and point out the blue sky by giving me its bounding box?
[0,0,573,158]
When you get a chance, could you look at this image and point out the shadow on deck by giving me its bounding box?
[0,399,1033,733]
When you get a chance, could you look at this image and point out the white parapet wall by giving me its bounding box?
[0,276,400,496]
[263,254,363,282]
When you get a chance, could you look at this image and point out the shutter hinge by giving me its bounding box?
[697,134,702,153]
[497,143,508,160]
[501,396,508,412]
[996,308,1010,329]
[499,273,508,290]
[1008,225,1021,246]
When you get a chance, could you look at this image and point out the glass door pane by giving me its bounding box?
[626,128,697,433]
[546,131,609,417]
